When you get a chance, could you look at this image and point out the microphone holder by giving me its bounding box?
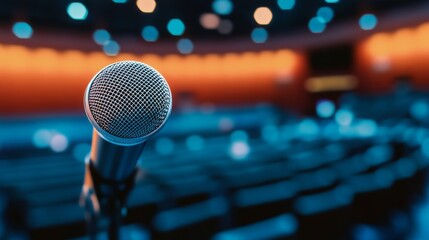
[81,160,136,240]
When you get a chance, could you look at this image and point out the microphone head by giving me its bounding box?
[84,60,172,145]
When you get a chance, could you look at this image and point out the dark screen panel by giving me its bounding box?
[309,44,354,73]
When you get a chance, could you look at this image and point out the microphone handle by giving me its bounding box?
[90,130,145,181]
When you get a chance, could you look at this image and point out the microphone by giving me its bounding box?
[81,60,172,238]
[84,60,172,182]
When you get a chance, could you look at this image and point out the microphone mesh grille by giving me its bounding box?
[87,61,171,139]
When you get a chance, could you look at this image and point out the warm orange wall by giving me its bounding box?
[356,22,429,92]
[0,44,307,115]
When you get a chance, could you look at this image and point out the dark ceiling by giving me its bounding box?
[0,0,425,41]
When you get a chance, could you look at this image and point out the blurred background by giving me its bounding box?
[1,0,429,239]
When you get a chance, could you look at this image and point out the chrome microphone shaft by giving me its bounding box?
[89,131,145,181]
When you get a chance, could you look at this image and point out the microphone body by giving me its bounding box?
[80,60,172,239]
[89,131,145,181]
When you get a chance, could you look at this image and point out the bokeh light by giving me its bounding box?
[218,19,234,34]
[352,225,381,240]
[141,25,159,42]
[167,18,185,36]
[113,0,127,3]
[200,13,221,29]
[103,40,120,56]
[186,135,205,151]
[372,57,391,73]
[359,14,378,30]
[325,0,340,3]
[309,17,326,33]
[335,109,354,126]
[12,22,33,39]
[136,0,156,13]
[212,0,233,15]
[316,100,335,118]
[32,129,53,148]
[317,7,334,23]
[251,28,268,43]
[298,119,320,136]
[50,133,69,153]
[277,0,295,10]
[410,100,429,120]
[92,29,111,45]
[177,38,194,54]
[355,120,378,137]
[229,141,250,160]
[254,7,273,25]
[67,2,88,20]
